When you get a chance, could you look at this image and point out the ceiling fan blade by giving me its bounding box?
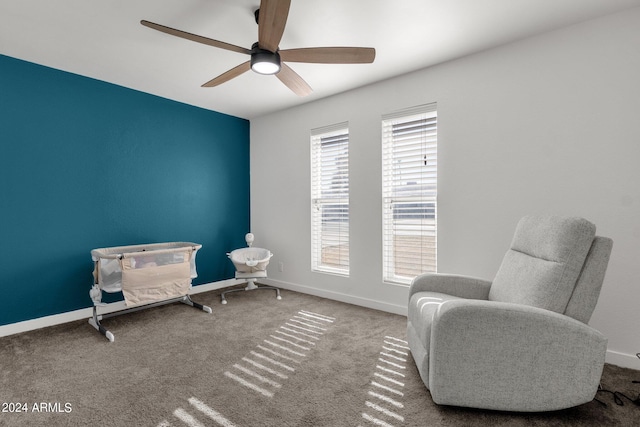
[258,0,291,52]
[141,20,251,55]
[276,63,312,97]
[202,61,251,87]
[280,47,376,64]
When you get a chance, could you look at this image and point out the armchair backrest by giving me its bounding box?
[488,216,611,323]
[563,236,613,323]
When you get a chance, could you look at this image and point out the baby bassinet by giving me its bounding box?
[220,233,280,304]
[89,242,212,342]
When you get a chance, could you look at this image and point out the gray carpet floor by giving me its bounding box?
[1,286,639,426]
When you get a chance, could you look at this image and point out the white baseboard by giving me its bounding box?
[190,278,242,295]
[0,279,240,339]
[262,278,408,316]
[0,307,94,339]
[605,349,640,370]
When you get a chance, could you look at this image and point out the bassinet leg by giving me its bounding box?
[88,307,115,343]
[181,295,213,314]
[220,280,282,304]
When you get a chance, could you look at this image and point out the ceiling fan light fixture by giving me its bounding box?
[251,44,281,75]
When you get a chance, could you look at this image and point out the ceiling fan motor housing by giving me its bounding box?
[250,42,281,74]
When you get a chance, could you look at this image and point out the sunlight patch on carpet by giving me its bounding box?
[361,336,410,427]
[155,309,336,426]
[224,310,336,398]
[158,396,238,427]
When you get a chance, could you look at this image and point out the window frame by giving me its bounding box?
[310,123,350,276]
[381,104,438,285]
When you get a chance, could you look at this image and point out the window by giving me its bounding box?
[311,123,349,275]
[382,104,437,284]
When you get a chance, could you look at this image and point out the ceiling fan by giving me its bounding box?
[141,0,375,97]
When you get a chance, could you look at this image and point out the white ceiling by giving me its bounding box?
[2,0,640,120]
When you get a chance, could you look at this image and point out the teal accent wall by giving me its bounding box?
[0,54,250,326]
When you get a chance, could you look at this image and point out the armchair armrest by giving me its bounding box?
[429,299,607,411]
[409,273,492,300]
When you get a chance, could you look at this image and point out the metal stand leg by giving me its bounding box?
[88,307,115,343]
[181,295,213,313]
[221,279,282,304]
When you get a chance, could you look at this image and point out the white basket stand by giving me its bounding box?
[221,233,281,304]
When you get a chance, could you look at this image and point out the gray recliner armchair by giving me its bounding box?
[407,215,613,412]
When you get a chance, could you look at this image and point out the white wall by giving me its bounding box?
[251,8,640,368]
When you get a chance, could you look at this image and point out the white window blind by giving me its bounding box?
[382,104,437,284]
[311,123,349,275]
